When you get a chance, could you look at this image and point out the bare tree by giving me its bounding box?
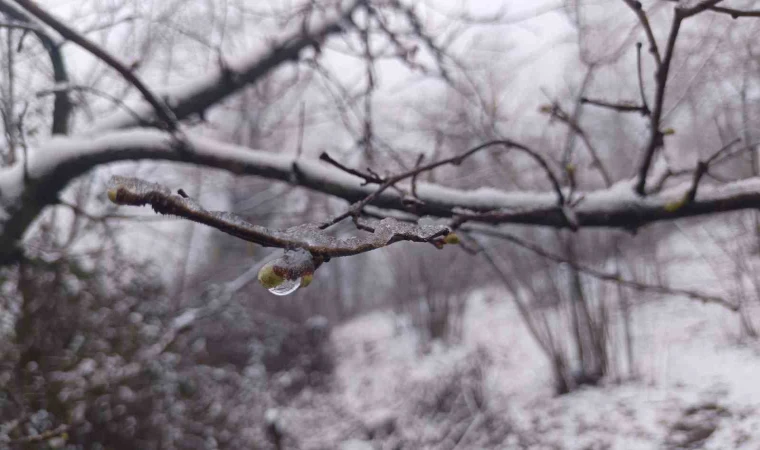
[5,1,760,445]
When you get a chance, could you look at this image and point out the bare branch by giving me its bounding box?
[633,0,743,195]
[680,0,724,18]
[580,97,648,115]
[682,138,742,205]
[543,101,613,187]
[621,0,662,65]
[708,5,760,18]
[13,0,178,131]
[463,226,737,310]
[36,84,148,126]
[0,0,71,134]
[635,5,684,195]
[635,42,651,115]
[319,138,565,229]
[318,152,383,185]
[87,0,365,133]
[411,153,424,199]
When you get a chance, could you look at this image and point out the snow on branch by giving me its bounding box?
[6,128,760,264]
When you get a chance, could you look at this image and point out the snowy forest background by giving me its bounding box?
[2,0,760,448]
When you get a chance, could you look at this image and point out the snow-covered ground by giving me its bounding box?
[275,271,760,449]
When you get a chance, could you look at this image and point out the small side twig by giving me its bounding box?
[411,153,425,198]
[683,138,742,204]
[462,227,737,310]
[635,42,651,115]
[320,139,564,229]
[621,0,662,65]
[542,101,612,187]
[580,97,648,115]
[319,152,383,185]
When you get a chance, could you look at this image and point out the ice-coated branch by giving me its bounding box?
[106,175,450,258]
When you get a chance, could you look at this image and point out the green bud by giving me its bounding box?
[107,188,119,204]
[443,233,460,245]
[300,273,314,288]
[258,264,285,289]
[664,195,686,212]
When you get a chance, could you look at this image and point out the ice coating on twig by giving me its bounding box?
[106,176,450,257]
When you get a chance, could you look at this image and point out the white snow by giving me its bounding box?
[271,226,760,449]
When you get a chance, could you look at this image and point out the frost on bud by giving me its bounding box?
[443,233,460,245]
[257,249,318,296]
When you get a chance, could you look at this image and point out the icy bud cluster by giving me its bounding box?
[258,249,317,296]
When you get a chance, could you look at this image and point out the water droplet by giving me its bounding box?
[268,277,301,296]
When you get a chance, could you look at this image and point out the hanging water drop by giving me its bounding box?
[268,277,301,296]
[258,249,321,296]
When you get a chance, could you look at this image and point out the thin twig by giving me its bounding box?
[635,42,651,115]
[581,97,648,115]
[319,152,383,185]
[708,5,760,18]
[462,227,737,310]
[296,101,306,159]
[544,101,612,187]
[0,0,71,134]
[683,137,742,204]
[320,139,565,229]
[635,6,684,195]
[36,84,148,126]
[621,0,662,65]
[411,153,425,198]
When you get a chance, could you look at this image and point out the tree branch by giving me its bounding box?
[86,0,365,134]
[0,0,70,134]
[6,129,760,264]
[13,0,178,131]
[106,176,449,257]
[318,139,565,229]
[634,6,683,195]
[462,226,736,310]
[708,5,760,18]
[580,97,648,115]
[621,0,662,65]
